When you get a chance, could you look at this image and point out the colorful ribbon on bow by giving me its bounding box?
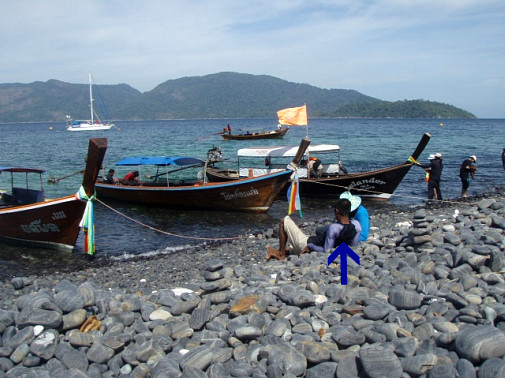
[287,162,302,217]
[76,186,96,255]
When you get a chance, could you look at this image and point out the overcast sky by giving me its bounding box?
[1,0,504,118]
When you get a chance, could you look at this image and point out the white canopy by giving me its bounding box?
[237,144,340,157]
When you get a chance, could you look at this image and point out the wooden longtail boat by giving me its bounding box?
[207,133,431,201]
[95,138,310,213]
[221,126,289,140]
[0,138,108,251]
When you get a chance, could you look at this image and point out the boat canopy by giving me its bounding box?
[115,156,205,166]
[237,144,340,157]
[0,167,45,174]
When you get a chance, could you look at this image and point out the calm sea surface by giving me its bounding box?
[0,118,504,278]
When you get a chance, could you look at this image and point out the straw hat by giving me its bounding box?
[340,191,362,212]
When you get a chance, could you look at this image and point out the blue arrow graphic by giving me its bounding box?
[327,242,360,285]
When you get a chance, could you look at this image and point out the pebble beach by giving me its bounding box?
[2,191,505,377]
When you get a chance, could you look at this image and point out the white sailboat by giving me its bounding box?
[66,73,115,131]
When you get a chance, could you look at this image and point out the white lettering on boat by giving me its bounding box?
[20,219,60,234]
[347,177,387,190]
[220,188,259,200]
[52,211,67,220]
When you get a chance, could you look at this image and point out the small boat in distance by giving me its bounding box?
[0,138,108,251]
[220,126,289,140]
[66,73,115,132]
[207,133,431,201]
[95,139,310,213]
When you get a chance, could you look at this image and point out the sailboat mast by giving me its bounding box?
[89,73,94,124]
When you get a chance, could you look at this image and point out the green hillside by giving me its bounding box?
[0,72,476,122]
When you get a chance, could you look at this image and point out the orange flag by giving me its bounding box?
[277,105,307,126]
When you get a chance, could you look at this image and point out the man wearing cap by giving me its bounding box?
[459,155,477,197]
[340,191,369,241]
[421,153,443,200]
[266,198,361,261]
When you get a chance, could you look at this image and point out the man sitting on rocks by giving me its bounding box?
[267,198,361,261]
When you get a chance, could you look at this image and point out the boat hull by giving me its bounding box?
[221,127,288,140]
[207,163,414,200]
[95,170,292,213]
[67,123,114,131]
[0,195,86,251]
[0,138,108,251]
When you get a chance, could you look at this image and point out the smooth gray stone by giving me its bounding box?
[305,362,337,378]
[135,340,164,362]
[203,258,224,272]
[359,344,402,378]
[331,325,366,347]
[291,290,316,307]
[16,308,62,329]
[68,331,97,347]
[412,322,434,340]
[336,355,359,378]
[61,309,87,331]
[401,353,437,376]
[203,290,231,304]
[182,365,207,378]
[151,357,181,378]
[207,362,229,378]
[455,325,505,363]
[444,233,462,246]
[456,358,476,378]
[0,310,14,329]
[388,288,422,310]
[30,329,59,360]
[189,308,211,330]
[200,278,231,292]
[363,304,391,320]
[77,282,96,307]
[260,344,307,377]
[179,345,213,371]
[203,270,223,281]
[10,343,30,364]
[170,300,199,316]
[22,355,41,367]
[60,349,89,371]
[476,357,505,378]
[277,285,297,304]
[101,335,126,352]
[427,363,459,378]
[0,347,13,357]
[229,361,255,377]
[0,357,14,372]
[266,318,289,337]
[54,290,85,313]
[86,342,115,364]
[295,340,330,364]
[234,325,263,340]
[3,326,35,349]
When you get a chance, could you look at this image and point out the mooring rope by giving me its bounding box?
[96,198,245,241]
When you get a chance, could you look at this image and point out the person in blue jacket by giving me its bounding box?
[340,191,369,242]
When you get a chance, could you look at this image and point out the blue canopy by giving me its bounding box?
[115,156,205,166]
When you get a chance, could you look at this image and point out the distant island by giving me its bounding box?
[0,72,476,123]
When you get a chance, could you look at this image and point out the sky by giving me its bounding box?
[1,0,504,118]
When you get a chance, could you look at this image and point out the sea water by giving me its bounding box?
[0,118,504,278]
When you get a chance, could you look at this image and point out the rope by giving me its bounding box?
[95,198,245,241]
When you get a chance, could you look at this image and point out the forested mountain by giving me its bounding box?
[0,72,475,122]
